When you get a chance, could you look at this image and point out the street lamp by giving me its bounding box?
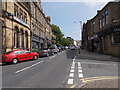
[73,21,83,40]
[73,21,83,54]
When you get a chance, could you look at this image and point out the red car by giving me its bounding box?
[2,50,39,64]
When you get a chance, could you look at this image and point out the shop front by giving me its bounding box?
[32,35,39,51]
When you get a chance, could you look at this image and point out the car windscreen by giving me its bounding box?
[3,51,12,54]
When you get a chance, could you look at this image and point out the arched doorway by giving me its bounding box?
[14,26,19,48]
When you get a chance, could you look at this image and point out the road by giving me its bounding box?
[2,49,118,88]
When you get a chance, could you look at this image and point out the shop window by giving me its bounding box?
[111,32,120,45]
[104,36,108,49]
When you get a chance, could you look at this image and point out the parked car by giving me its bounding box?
[58,47,62,52]
[2,49,39,64]
[50,45,59,54]
[69,46,76,50]
[37,48,54,57]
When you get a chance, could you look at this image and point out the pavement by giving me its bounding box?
[76,49,120,88]
[77,49,120,62]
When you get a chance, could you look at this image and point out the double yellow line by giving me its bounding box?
[80,76,120,83]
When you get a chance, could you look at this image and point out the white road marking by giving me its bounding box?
[78,62,81,66]
[78,70,82,73]
[49,55,56,59]
[71,67,75,69]
[70,70,74,72]
[79,73,83,78]
[73,56,76,62]
[69,73,74,77]
[68,79,73,84]
[72,64,75,67]
[78,67,82,69]
[15,61,43,74]
[81,62,117,65]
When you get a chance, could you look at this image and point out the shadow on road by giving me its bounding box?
[66,49,78,59]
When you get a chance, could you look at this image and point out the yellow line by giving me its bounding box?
[80,76,120,80]
[70,84,77,88]
[83,77,119,83]
[80,76,120,83]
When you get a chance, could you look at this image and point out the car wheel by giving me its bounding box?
[46,53,49,57]
[33,55,38,60]
[12,58,18,64]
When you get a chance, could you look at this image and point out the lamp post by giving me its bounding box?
[73,21,82,40]
[73,21,83,54]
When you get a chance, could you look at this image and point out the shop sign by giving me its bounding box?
[14,17,30,28]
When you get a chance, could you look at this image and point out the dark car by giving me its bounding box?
[37,48,54,57]
[2,50,39,64]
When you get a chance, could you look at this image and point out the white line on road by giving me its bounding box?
[78,70,82,73]
[70,70,74,73]
[73,56,77,62]
[79,73,83,78]
[71,67,75,69]
[15,61,43,74]
[49,55,56,59]
[69,73,74,77]
[78,67,82,69]
[68,79,73,84]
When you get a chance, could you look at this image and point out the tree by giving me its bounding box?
[51,24,64,46]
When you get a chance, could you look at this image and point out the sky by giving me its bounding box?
[41,1,114,40]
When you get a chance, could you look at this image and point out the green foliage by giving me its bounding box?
[51,24,73,46]
[61,38,73,46]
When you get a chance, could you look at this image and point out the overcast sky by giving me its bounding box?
[41,1,114,40]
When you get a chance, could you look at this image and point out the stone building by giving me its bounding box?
[1,0,52,52]
[2,1,31,52]
[30,0,52,51]
[82,1,120,57]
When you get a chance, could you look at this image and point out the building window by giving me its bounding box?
[20,9,23,20]
[111,32,120,45]
[102,13,105,27]
[14,4,19,18]
[34,6,36,18]
[93,21,95,32]
[105,10,108,25]
[24,12,27,23]
[99,19,102,29]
